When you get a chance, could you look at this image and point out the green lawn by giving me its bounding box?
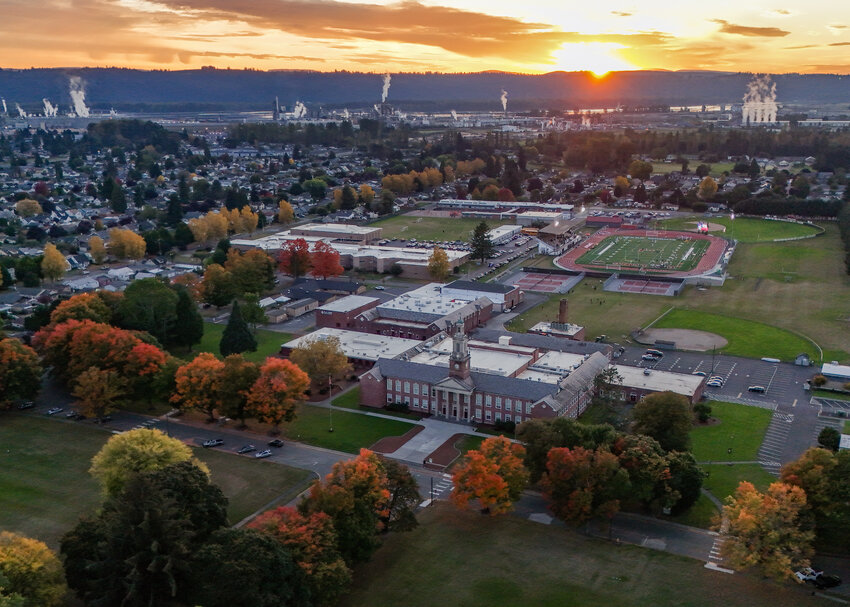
[370,215,508,242]
[669,493,720,530]
[283,403,416,453]
[331,386,362,409]
[342,504,822,607]
[195,322,291,363]
[576,235,709,273]
[813,389,850,402]
[655,308,816,361]
[702,464,777,502]
[659,216,820,243]
[690,402,773,462]
[0,414,311,547]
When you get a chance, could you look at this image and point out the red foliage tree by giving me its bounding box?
[246,357,309,432]
[497,187,515,202]
[249,506,351,604]
[310,241,344,279]
[450,435,528,515]
[170,352,225,421]
[277,238,312,278]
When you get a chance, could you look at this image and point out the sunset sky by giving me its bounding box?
[4,0,850,74]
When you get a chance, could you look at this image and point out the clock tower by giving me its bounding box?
[449,318,471,380]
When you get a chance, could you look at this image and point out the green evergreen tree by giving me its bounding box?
[219,300,257,356]
[173,287,204,349]
[470,221,495,264]
[173,223,194,249]
[165,193,183,226]
[109,185,127,213]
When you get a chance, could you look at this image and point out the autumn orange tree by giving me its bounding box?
[721,481,815,580]
[299,448,391,565]
[72,366,126,419]
[218,354,260,428]
[310,241,344,279]
[541,446,631,523]
[171,352,225,421]
[49,292,115,325]
[0,337,43,407]
[246,357,309,432]
[451,436,528,515]
[249,506,351,605]
[278,238,312,278]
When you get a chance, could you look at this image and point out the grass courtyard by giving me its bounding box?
[342,504,822,607]
[195,322,291,363]
[0,414,311,547]
[576,235,710,272]
[690,401,773,462]
[370,215,508,242]
[282,403,416,453]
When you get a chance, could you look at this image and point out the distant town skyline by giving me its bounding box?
[4,0,850,76]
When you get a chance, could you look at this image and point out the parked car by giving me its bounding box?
[709,376,724,383]
[706,380,723,388]
[748,385,766,393]
[17,401,34,410]
[796,567,842,589]
[268,439,285,448]
[202,438,224,448]
[255,449,273,459]
[693,371,707,376]
[641,354,659,362]
[46,407,63,415]
[237,444,256,454]
[374,285,385,290]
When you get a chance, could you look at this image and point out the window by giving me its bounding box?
[413,383,419,395]
[430,402,436,412]
[404,396,410,405]
[422,383,428,395]
[525,403,532,414]
[485,395,492,406]
[395,380,401,392]
[431,388,436,397]
[505,414,511,422]
[505,398,512,411]
[485,411,492,421]
[403,381,410,393]
[515,415,522,423]
[475,394,482,405]
[495,397,502,409]
[386,394,392,403]
[475,409,482,419]
[413,398,419,408]
[422,399,429,409]
[495,412,501,422]
[386,378,392,389]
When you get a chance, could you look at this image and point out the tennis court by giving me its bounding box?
[513,272,581,293]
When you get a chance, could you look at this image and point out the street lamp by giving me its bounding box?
[328,375,334,433]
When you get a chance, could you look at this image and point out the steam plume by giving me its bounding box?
[1,98,6,114]
[742,75,777,125]
[381,73,391,103]
[42,99,58,117]
[69,76,90,118]
[292,101,307,119]
[15,103,27,118]
[342,108,350,119]
[500,89,508,112]
[451,109,458,121]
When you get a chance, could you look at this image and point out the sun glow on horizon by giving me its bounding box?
[548,42,637,77]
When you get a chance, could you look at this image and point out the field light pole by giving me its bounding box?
[328,375,334,433]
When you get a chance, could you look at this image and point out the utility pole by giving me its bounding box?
[328,375,334,433]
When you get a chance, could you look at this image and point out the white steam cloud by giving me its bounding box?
[43,99,58,117]
[500,89,508,112]
[381,73,391,103]
[342,108,350,119]
[742,75,777,125]
[451,109,458,121]
[15,103,27,118]
[69,76,90,118]
[1,98,6,114]
[292,101,307,119]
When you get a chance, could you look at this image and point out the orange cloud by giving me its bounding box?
[710,19,790,37]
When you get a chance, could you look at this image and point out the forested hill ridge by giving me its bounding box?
[2,68,850,111]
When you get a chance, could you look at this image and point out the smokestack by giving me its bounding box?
[273,96,280,121]
[558,298,568,324]
[381,73,391,103]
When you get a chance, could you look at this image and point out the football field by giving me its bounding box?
[576,235,710,272]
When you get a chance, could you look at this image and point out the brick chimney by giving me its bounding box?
[558,298,568,324]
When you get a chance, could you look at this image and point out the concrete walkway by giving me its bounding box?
[391,417,489,464]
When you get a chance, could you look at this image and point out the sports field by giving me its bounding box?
[658,216,820,243]
[370,215,508,242]
[576,235,710,272]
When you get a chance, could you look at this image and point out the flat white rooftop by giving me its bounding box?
[487,225,521,237]
[409,336,532,377]
[533,350,587,372]
[378,283,473,316]
[822,363,850,379]
[283,328,421,362]
[517,369,562,384]
[613,365,705,397]
[318,295,379,313]
[295,223,380,235]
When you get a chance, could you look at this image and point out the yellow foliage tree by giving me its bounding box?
[72,366,126,420]
[14,198,42,217]
[88,235,106,264]
[358,184,375,205]
[699,176,718,200]
[205,212,229,241]
[0,531,67,606]
[107,228,146,260]
[239,206,259,233]
[427,246,451,281]
[41,243,67,282]
[188,217,210,244]
[278,200,295,224]
[289,335,352,389]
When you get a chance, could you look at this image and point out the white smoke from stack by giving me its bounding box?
[500,89,508,112]
[342,108,350,119]
[15,103,27,118]
[381,73,391,103]
[451,109,458,121]
[42,99,58,117]
[69,76,91,118]
[1,98,6,114]
[742,74,777,125]
[292,101,307,119]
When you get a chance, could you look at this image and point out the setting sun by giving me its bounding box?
[548,42,638,76]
